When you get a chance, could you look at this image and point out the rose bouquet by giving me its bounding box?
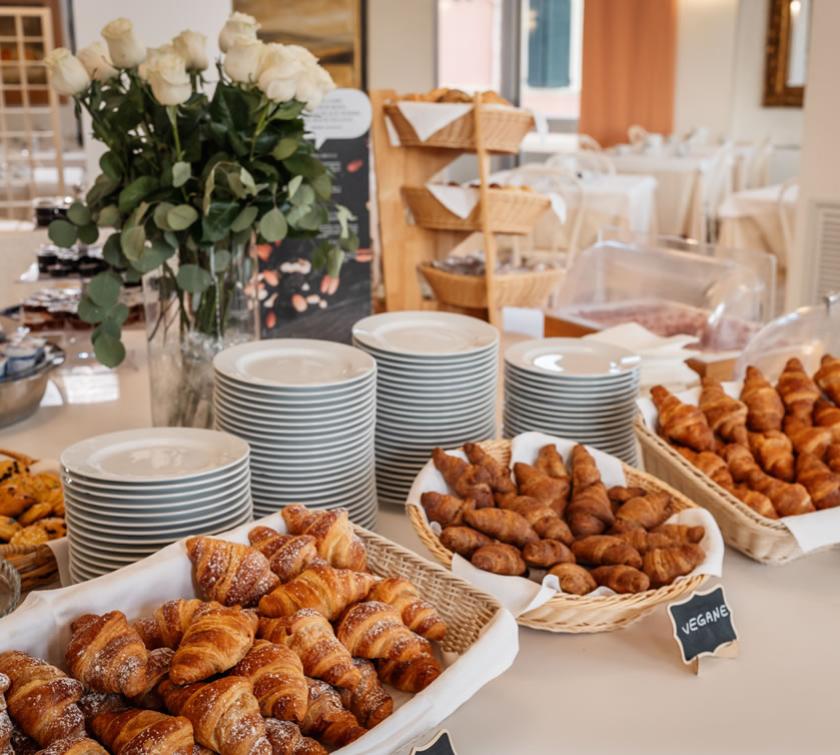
[44,13,357,426]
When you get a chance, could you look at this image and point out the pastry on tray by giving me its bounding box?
[0,449,65,547]
[420,443,706,594]
[0,505,448,753]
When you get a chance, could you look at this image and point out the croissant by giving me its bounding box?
[612,492,672,532]
[796,453,840,510]
[0,677,9,755]
[828,443,840,474]
[652,385,715,451]
[338,659,394,729]
[571,535,643,568]
[535,443,571,481]
[282,504,320,534]
[512,462,569,516]
[264,719,326,755]
[375,653,443,693]
[233,640,308,723]
[90,708,196,755]
[731,485,778,519]
[650,523,706,543]
[522,539,575,568]
[776,357,820,419]
[169,602,258,686]
[699,377,748,445]
[721,443,760,482]
[814,353,840,405]
[419,492,474,527]
[463,442,515,494]
[297,508,367,572]
[186,536,279,607]
[463,507,538,547]
[813,399,840,441]
[532,516,574,545]
[618,529,690,554]
[431,448,494,507]
[607,486,647,504]
[248,528,320,582]
[747,469,815,516]
[749,431,795,481]
[642,544,705,587]
[783,415,832,458]
[336,601,433,663]
[259,610,360,689]
[133,598,204,650]
[439,525,492,557]
[570,444,601,489]
[301,680,366,748]
[470,542,527,576]
[65,612,149,698]
[566,480,614,537]
[547,563,597,595]
[125,647,174,712]
[591,565,650,593]
[741,366,784,432]
[367,578,447,641]
[160,677,270,755]
[258,563,376,619]
[34,735,108,754]
[498,496,572,544]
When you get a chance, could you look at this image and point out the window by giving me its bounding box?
[437,0,503,94]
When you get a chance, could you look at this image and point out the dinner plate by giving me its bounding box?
[352,337,497,365]
[63,485,251,518]
[503,369,640,395]
[213,394,376,423]
[214,413,374,443]
[213,377,376,406]
[66,498,251,533]
[61,428,249,483]
[59,458,249,492]
[62,469,250,503]
[373,354,498,378]
[505,338,640,379]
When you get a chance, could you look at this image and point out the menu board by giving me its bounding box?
[259,89,372,343]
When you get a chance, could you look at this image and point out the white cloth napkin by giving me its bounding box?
[425,183,566,223]
[395,102,473,142]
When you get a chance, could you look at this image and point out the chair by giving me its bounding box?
[746,138,773,189]
[546,151,616,177]
[778,177,799,265]
[577,133,603,151]
[701,141,735,243]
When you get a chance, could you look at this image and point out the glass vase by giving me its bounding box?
[142,237,258,429]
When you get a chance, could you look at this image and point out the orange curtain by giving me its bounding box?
[578,0,677,147]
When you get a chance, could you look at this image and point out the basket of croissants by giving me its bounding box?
[636,355,840,564]
[406,435,723,633]
[0,505,516,754]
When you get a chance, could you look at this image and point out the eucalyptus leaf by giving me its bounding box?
[287,175,303,200]
[131,239,175,273]
[291,185,315,208]
[327,246,344,278]
[177,263,213,293]
[67,202,91,227]
[211,248,232,272]
[99,151,122,181]
[103,233,124,267]
[167,204,199,231]
[231,205,258,233]
[272,137,298,160]
[121,226,147,261]
[311,173,332,200]
[283,154,325,179]
[118,176,158,214]
[77,296,106,324]
[88,271,121,307]
[109,303,130,326]
[202,201,240,242]
[78,223,100,245]
[94,320,120,339]
[203,168,216,214]
[163,230,179,248]
[154,202,175,230]
[239,167,256,194]
[97,205,120,228]
[48,219,77,248]
[172,161,191,188]
[92,331,125,368]
[259,207,287,243]
[227,172,246,199]
[336,204,355,237]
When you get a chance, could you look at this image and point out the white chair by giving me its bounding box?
[778,177,799,264]
[702,141,735,243]
[747,138,774,189]
[577,134,602,152]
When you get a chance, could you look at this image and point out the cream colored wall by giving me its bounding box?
[366,0,436,92]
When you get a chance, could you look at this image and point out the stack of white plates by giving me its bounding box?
[504,338,642,465]
[352,312,499,505]
[213,339,378,528]
[61,428,252,584]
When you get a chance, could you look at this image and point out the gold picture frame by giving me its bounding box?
[763,0,806,107]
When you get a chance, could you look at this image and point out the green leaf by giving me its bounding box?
[287,203,324,231]
[172,161,191,188]
[283,154,325,179]
[88,271,121,307]
[311,173,332,200]
[291,185,315,209]
[311,240,331,270]
[67,202,91,227]
[211,248,231,272]
[48,219,77,248]
[131,239,175,273]
[227,171,247,199]
[203,168,216,214]
[78,223,99,245]
[121,226,147,261]
[154,202,175,231]
[99,152,122,181]
[177,264,213,294]
[86,173,119,207]
[92,331,125,368]
[259,208,287,243]
[272,137,299,160]
[327,246,344,278]
[336,204,355,237]
[108,302,130,326]
[202,201,240,242]
[167,204,199,231]
[118,176,158,214]
[270,101,305,121]
[77,295,106,324]
[231,205,258,233]
[103,233,124,267]
[164,230,180,248]
[97,205,120,228]
[240,167,256,194]
[287,175,303,200]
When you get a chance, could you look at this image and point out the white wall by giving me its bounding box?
[367,0,436,92]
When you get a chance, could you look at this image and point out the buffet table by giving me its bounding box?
[4,328,839,754]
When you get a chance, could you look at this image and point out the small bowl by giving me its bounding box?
[0,558,21,617]
[0,343,65,428]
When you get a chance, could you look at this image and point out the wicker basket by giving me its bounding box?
[419,264,564,311]
[0,543,59,593]
[385,102,534,153]
[403,186,550,235]
[407,439,709,633]
[635,420,817,564]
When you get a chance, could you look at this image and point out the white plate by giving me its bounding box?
[63,479,251,513]
[503,367,640,393]
[251,486,376,508]
[372,353,498,378]
[214,339,375,389]
[353,311,498,357]
[214,409,375,439]
[66,497,251,532]
[375,419,497,441]
[503,397,637,422]
[61,428,249,483]
[224,426,375,453]
[248,457,373,480]
[213,394,376,423]
[62,468,249,502]
[59,458,249,492]
[504,339,640,379]
[376,368,496,389]
[353,337,497,365]
[214,376,376,405]
[502,403,637,429]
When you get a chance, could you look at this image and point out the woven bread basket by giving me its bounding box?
[419,264,564,311]
[402,186,550,235]
[0,543,59,593]
[635,420,824,564]
[384,103,534,153]
[407,439,709,633]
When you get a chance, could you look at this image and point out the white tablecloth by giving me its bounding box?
[718,183,798,269]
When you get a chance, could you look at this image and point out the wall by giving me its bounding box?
[366,0,436,92]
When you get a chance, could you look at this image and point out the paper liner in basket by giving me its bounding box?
[0,513,519,755]
[638,384,840,553]
[406,431,725,618]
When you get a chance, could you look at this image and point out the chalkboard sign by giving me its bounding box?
[259,89,372,343]
[668,586,738,669]
[411,730,458,755]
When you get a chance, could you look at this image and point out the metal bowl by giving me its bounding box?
[0,343,65,428]
[0,557,21,617]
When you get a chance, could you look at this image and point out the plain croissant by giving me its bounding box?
[652,385,715,451]
[133,598,203,650]
[301,680,366,748]
[264,719,327,755]
[247,527,320,582]
[233,639,308,723]
[90,707,196,754]
[367,577,447,641]
[338,658,394,729]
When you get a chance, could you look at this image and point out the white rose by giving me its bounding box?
[286,45,317,65]
[138,43,175,81]
[44,48,90,95]
[77,41,117,81]
[218,11,260,53]
[173,30,208,71]
[259,69,297,102]
[147,52,191,106]
[101,17,146,68]
[259,43,302,79]
[223,36,264,83]
[296,64,334,111]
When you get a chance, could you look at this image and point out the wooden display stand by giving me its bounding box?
[370,90,562,326]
